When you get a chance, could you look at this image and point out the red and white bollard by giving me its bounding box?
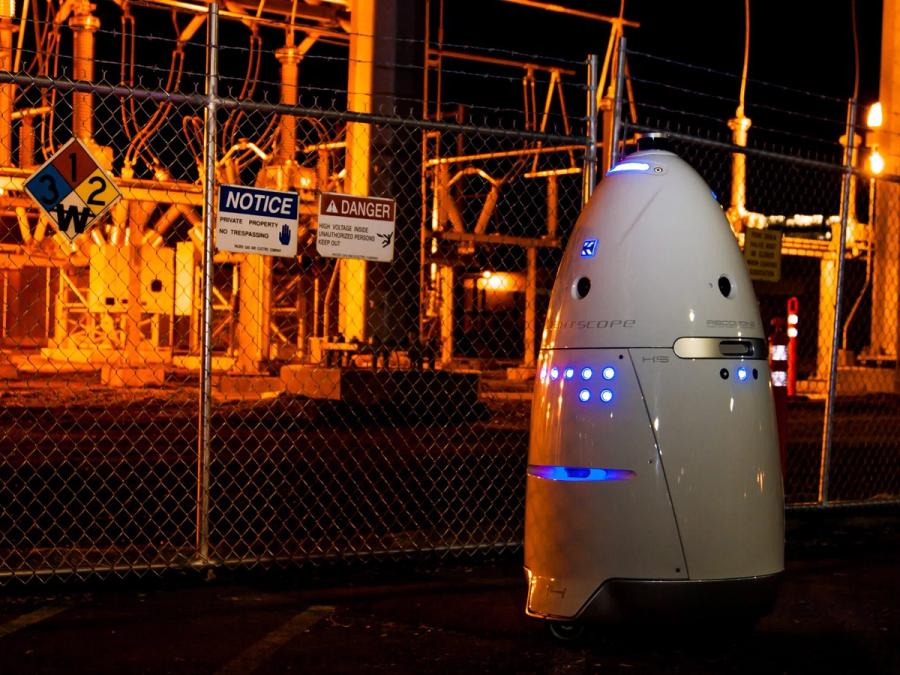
[786,297,799,397]
[769,317,789,476]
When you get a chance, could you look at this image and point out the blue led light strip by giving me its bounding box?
[608,161,650,174]
[527,465,636,482]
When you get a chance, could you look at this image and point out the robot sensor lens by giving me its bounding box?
[718,275,732,298]
[601,367,616,380]
[737,367,749,382]
[575,277,591,299]
[578,389,591,402]
[581,367,593,380]
[564,368,575,380]
[720,368,729,379]
[599,389,614,403]
[753,368,759,380]
[550,367,560,380]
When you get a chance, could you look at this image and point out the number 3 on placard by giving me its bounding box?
[38,174,60,206]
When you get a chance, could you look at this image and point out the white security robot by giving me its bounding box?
[524,138,784,639]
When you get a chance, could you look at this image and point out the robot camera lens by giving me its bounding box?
[718,275,732,298]
[720,368,729,379]
[574,277,591,299]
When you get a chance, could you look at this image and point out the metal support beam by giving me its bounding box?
[69,2,100,142]
[339,0,374,342]
[0,1,14,167]
[869,0,900,360]
[525,247,536,368]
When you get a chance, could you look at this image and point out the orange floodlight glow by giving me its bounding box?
[866,102,883,129]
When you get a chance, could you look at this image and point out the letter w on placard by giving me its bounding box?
[55,204,92,236]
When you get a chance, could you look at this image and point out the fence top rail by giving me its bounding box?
[0,71,585,146]
[626,123,900,185]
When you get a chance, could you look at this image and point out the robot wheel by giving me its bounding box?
[546,620,585,642]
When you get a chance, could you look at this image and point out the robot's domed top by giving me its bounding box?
[541,148,764,351]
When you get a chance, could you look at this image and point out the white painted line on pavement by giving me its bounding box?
[214,605,335,675]
[0,604,75,639]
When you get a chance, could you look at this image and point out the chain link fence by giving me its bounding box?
[0,5,897,583]
[624,46,900,508]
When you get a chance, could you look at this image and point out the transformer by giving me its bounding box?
[524,139,784,639]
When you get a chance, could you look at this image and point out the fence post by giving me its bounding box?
[196,1,219,565]
[583,53,599,205]
[610,35,626,168]
[819,97,858,506]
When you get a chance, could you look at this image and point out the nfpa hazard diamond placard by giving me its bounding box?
[24,138,122,242]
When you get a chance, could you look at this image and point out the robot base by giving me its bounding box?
[574,573,782,625]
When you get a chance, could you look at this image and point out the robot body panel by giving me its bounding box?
[525,148,785,624]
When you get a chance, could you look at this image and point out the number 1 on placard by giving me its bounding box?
[69,152,77,182]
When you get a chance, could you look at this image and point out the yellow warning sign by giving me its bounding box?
[743,228,783,282]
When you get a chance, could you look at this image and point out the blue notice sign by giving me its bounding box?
[216,184,299,257]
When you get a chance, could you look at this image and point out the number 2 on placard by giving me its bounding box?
[86,176,106,206]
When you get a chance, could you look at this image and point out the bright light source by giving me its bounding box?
[578,389,591,402]
[581,367,593,381]
[476,272,525,292]
[869,148,885,176]
[737,366,749,382]
[564,367,575,380]
[601,366,616,380]
[550,367,560,381]
[599,389,614,403]
[608,161,650,174]
[867,102,883,129]
[787,327,798,338]
[527,465,637,482]
[787,313,799,325]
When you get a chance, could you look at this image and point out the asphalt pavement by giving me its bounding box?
[0,507,898,675]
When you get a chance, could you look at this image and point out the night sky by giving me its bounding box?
[441,0,883,102]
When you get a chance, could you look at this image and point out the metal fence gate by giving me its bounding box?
[0,4,898,583]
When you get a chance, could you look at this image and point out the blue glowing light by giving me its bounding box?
[599,388,614,403]
[581,239,598,257]
[601,366,616,380]
[550,366,560,381]
[527,465,637,482]
[737,366,749,382]
[608,161,650,174]
[578,388,591,402]
[564,367,575,380]
[581,367,593,381]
